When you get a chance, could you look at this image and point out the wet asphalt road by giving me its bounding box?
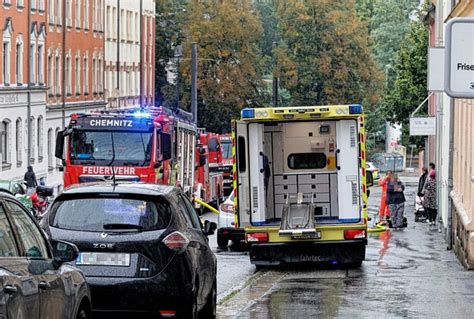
[202,211,258,302]
[216,183,474,318]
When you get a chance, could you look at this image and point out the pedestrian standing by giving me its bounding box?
[377,170,393,225]
[417,167,428,197]
[423,169,437,226]
[24,166,38,195]
[386,173,406,230]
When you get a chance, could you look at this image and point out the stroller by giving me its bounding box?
[414,195,427,222]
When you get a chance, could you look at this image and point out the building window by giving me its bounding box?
[83,55,89,94]
[39,0,44,11]
[38,44,44,84]
[66,55,71,95]
[16,118,22,165]
[15,41,23,85]
[37,117,43,161]
[1,120,10,165]
[66,0,72,27]
[75,54,80,94]
[29,42,36,84]
[2,41,11,85]
[121,9,125,39]
[92,56,97,93]
[55,54,61,95]
[84,0,89,30]
[47,128,53,169]
[75,0,81,28]
[112,7,116,38]
[56,0,62,25]
[31,0,36,10]
[48,0,54,24]
[29,117,35,161]
[17,0,24,8]
[48,53,53,95]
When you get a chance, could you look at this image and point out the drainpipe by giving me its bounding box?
[116,0,120,109]
[62,0,66,128]
[139,0,143,108]
[27,0,32,165]
[447,97,454,250]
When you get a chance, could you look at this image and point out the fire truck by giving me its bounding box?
[219,134,233,196]
[55,107,197,194]
[232,104,373,267]
[194,131,224,213]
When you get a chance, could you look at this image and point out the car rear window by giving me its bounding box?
[50,195,171,232]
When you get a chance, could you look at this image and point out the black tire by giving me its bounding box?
[75,302,90,319]
[217,233,228,249]
[183,290,198,319]
[200,279,216,319]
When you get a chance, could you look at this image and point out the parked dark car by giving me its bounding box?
[0,191,91,319]
[41,182,217,318]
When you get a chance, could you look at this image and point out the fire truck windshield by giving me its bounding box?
[70,130,153,166]
[221,141,232,159]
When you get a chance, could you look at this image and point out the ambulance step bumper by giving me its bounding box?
[249,240,366,265]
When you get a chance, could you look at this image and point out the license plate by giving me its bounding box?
[76,252,131,266]
[291,232,321,240]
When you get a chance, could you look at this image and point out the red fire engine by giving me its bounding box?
[55,107,197,194]
[194,131,224,213]
[219,134,233,196]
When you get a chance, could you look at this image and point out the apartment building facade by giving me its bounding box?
[104,0,155,109]
[428,0,474,269]
[0,0,49,183]
[45,0,106,188]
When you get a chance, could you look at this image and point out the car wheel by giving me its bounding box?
[75,305,90,319]
[183,290,198,319]
[217,233,228,249]
[200,278,216,319]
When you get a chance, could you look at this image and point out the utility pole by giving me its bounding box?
[27,0,31,165]
[272,41,278,107]
[191,42,198,125]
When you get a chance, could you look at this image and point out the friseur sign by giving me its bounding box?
[445,18,474,98]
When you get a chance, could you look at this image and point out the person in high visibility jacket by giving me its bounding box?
[378,170,393,224]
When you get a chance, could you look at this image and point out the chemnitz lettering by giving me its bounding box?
[82,166,136,175]
[89,119,134,127]
[457,63,474,71]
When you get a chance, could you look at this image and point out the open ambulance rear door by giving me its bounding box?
[336,120,361,222]
[233,120,250,227]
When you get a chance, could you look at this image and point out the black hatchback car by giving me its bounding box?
[0,191,91,319]
[41,182,217,318]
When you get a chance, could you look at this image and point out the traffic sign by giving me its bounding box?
[445,18,474,98]
[409,117,436,136]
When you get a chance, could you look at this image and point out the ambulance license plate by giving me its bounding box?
[291,232,321,240]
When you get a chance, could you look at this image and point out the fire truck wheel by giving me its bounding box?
[217,233,228,249]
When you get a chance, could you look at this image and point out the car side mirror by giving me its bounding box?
[51,240,79,268]
[203,220,217,236]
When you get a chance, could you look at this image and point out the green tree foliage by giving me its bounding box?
[273,0,383,107]
[155,0,187,106]
[383,13,428,147]
[179,0,266,133]
[370,0,418,69]
[253,0,280,75]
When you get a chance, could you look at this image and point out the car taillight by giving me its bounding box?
[163,232,189,253]
[159,310,176,318]
[246,232,269,243]
[219,203,234,214]
[344,229,366,240]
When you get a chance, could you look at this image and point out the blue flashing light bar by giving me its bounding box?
[349,104,363,114]
[242,108,255,119]
[133,110,151,118]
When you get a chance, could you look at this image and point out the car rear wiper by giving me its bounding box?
[103,223,144,230]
